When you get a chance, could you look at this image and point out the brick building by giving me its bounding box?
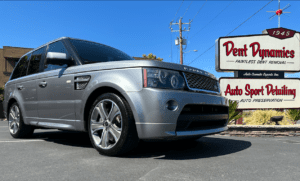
[0,46,33,87]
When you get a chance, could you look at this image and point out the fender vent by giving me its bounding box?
[74,75,91,90]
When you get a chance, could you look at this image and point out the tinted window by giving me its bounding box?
[11,54,31,80]
[69,39,134,64]
[27,47,46,75]
[44,41,73,72]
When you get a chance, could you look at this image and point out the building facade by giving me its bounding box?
[0,46,33,87]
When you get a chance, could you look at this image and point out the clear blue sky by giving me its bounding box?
[1,0,299,78]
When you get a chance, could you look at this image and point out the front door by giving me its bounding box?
[36,41,76,129]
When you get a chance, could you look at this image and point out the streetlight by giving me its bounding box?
[183,50,198,54]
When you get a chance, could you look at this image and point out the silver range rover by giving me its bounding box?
[2,37,229,156]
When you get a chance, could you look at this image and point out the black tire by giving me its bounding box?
[8,102,34,138]
[88,93,139,156]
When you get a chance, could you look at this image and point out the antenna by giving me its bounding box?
[267,0,291,28]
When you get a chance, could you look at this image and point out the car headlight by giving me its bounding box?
[143,68,186,90]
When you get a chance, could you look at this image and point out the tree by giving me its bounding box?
[142,53,163,61]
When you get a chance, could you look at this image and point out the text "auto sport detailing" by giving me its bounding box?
[223,41,295,60]
[224,84,296,99]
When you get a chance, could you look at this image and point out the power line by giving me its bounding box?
[186,0,274,66]
[186,0,207,49]
[172,0,184,22]
[190,0,207,23]
[187,44,215,66]
[190,1,233,39]
[226,0,274,36]
[182,1,193,18]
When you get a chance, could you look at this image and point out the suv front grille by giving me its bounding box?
[183,72,219,92]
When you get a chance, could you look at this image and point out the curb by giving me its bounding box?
[216,125,300,137]
[0,119,7,121]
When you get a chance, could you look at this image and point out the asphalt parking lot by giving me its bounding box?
[0,120,299,181]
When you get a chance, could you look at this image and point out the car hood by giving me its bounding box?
[65,60,217,80]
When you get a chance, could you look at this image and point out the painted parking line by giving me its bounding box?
[0,140,45,143]
[0,139,65,143]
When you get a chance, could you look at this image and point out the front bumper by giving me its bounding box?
[126,88,228,139]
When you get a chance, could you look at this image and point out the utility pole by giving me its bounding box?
[170,17,191,64]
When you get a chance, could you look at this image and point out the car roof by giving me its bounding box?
[19,37,131,61]
[19,37,69,59]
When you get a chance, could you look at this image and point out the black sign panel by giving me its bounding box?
[234,71,284,79]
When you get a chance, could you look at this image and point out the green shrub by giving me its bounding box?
[0,86,4,102]
[285,109,300,124]
[244,110,293,125]
[228,100,243,124]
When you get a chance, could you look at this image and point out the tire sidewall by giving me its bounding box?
[8,102,23,138]
[88,93,132,156]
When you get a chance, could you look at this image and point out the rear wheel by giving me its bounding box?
[8,102,34,138]
[88,93,139,156]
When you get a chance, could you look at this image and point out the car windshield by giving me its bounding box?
[69,39,134,64]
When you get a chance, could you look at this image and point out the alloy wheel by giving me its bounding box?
[9,105,20,134]
[90,99,123,150]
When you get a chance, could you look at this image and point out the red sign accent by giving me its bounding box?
[222,40,295,60]
[224,84,296,99]
[276,9,282,15]
[266,28,295,39]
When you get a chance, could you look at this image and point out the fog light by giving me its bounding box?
[166,100,178,111]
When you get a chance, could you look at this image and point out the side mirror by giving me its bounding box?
[46,52,74,67]
[46,52,68,59]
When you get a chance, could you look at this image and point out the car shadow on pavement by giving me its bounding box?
[32,130,93,148]
[32,130,252,160]
[125,136,252,160]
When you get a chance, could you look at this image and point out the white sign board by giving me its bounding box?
[216,32,300,72]
[220,78,300,109]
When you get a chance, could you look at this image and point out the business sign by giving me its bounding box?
[219,78,300,109]
[215,28,300,72]
[236,71,284,79]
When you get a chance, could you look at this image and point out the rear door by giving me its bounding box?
[12,54,39,124]
[36,41,76,129]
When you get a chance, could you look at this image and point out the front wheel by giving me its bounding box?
[88,93,139,156]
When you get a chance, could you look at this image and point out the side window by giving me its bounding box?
[20,54,31,77]
[11,54,31,80]
[44,41,74,72]
[27,47,46,75]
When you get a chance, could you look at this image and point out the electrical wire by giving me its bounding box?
[186,0,274,66]
[172,0,184,22]
[190,0,207,23]
[185,0,207,49]
[226,0,274,36]
[190,1,233,39]
[182,1,193,18]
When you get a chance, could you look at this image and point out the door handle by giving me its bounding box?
[39,81,47,88]
[17,85,24,90]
